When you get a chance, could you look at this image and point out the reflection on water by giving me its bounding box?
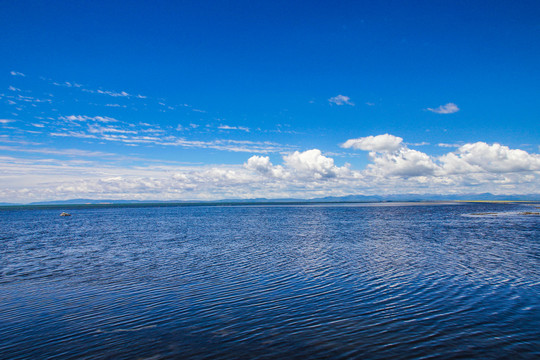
[0,203,539,359]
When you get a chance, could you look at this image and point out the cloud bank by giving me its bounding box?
[1,135,539,203]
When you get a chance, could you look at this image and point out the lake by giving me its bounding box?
[0,202,539,359]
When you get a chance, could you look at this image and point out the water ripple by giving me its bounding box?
[0,203,538,359]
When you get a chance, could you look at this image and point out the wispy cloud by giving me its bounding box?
[96,89,130,97]
[60,115,119,123]
[10,71,25,77]
[0,119,16,124]
[329,95,354,106]
[438,143,461,148]
[0,145,117,158]
[50,127,292,153]
[47,76,146,100]
[176,123,199,131]
[52,81,82,88]
[426,102,459,114]
[407,142,430,146]
[87,124,138,134]
[218,125,250,132]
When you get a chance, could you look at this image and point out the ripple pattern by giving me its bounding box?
[0,203,539,359]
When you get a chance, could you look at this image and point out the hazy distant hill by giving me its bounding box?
[28,199,149,205]
[17,193,540,206]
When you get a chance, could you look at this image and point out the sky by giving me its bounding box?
[1,0,539,203]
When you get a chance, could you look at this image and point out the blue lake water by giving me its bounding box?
[0,202,539,359]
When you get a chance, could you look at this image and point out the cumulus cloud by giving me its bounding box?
[329,95,354,106]
[284,149,350,179]
[342,134,540,184]
[1,131,539,203]
[245,150,353,182]
[341,134,403,152]
[440,142,540,174]
[426,103,459,114]
[367,148,438,177]
[245,156,286,178]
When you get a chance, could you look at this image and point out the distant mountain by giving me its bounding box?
[28,199,149,205]
[21,193,540,206]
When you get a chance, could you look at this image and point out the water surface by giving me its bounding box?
[1,203,539,359]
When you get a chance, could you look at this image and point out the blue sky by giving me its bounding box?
[1,1,539,202]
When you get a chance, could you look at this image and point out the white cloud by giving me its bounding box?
[97,90,130,97]
[283,149,350,179]
[426,102,459,114]
[0,145,117,158]
[440,142,540,174]
[52,81,81,88]
[61,115,118,123]
[246,150,353,181]
[50,127,292,153]
[46,75,147,100]
[8,86,21,92]
[367,148,438,177]
[87,124,138,135]
[50,131,99,139]
[218,125,250,132]
[438,143,460,148]
[176,123,200,131]
[0,119,16,124]
[245,156,287,178]
[1,139,539,203]
[341,134,403,152]
[342,134,540,184]
[10,71,25,77]
[407,142,430,146]
[329,95,354,106]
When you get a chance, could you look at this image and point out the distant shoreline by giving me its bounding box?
[1,200,539,211]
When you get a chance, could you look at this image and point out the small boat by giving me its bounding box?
[60,212,71,216]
